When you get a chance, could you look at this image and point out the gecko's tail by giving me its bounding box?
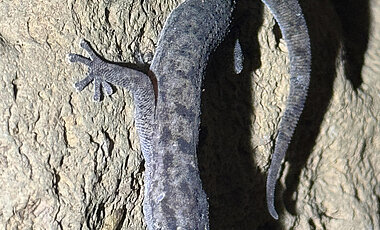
[261,0,311,219]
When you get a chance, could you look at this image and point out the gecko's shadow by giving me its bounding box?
[199,0,369,229]
[199,0,281,229]
[330,0,369,89]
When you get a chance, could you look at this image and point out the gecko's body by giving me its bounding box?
[69,0,310,228]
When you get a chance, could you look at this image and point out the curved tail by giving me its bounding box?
[261,0,312,219]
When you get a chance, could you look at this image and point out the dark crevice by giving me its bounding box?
[330,0,369,90]
[102,129,115,157]
[12,79,18,100]
[115,206,128,230]
[104,8,110,25]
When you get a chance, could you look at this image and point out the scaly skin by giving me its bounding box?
[68,0,311,227]
[262,0,311,220]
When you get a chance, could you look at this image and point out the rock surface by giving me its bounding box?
[0,0,378,229]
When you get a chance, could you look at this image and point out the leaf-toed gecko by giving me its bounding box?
[68,0,311,228]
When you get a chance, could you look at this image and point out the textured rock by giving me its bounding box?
[0,0,378,229]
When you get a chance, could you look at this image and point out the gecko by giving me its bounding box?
[68,0,311,228]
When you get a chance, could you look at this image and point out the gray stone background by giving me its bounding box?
[0,0,378,229]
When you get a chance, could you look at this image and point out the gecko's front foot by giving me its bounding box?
[68,39,113,101]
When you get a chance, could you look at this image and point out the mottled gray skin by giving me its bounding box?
[68,0,310,228]
[146,0,235,229]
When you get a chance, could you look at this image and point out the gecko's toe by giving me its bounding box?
[93,77,102,102]
[68,53,91,65]
[79,39,89,48]
[79,39,98,59]
[74,75,94,92]
[102,81,113,96]
[67,53,76,63]
[68,53,81,63]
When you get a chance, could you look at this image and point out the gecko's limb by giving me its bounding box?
[69,38,155,225]
[68,39,155,162]
[261,0,311,219]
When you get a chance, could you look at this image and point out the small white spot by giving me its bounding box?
[156,193,165,202]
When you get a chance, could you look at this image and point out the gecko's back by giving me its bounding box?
[145,0,235,229]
